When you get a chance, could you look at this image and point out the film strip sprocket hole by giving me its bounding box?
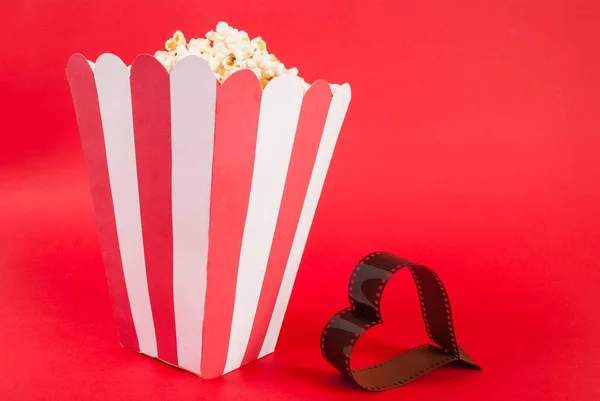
[320,252,480,391]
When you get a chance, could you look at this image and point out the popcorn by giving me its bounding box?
[150,22,340,93]
[165,30,186,52]
[251,37,267,52]
[188,38,212,53]
[216,21,232,35]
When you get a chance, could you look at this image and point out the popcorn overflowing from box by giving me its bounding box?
[67,21,351,378]
[88,22,341,94]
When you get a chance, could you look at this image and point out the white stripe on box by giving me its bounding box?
[259,84,352,358]
[94,54,158,357]
[223,76,304,373]
[170,56,216,375]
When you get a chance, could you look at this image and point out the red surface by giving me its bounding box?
[130,55,178,365]
[1,0,600,400]
[203,71,261,378]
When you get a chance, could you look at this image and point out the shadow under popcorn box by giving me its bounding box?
[66,53,351,378]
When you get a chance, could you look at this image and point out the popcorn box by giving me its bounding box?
[66,53,351,378]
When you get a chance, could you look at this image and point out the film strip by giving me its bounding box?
[320,252,480,391]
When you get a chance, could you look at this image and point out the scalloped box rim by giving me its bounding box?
[68,53,351,96]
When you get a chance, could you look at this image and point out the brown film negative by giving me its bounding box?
[320,252,480,391]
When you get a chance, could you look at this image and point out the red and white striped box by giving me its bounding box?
[66,53,351,378]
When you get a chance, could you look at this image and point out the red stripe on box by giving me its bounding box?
[66,54,140,351]
[201,70,262,378]
[242,81,333,365]
[130,55,177,365]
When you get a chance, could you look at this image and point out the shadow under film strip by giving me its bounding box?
[320,252,481,391]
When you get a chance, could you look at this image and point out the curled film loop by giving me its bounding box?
[320,252,480,391]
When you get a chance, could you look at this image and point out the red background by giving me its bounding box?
[1,0,599,399]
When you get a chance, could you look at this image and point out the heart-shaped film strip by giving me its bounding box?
[320,252,481,391]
